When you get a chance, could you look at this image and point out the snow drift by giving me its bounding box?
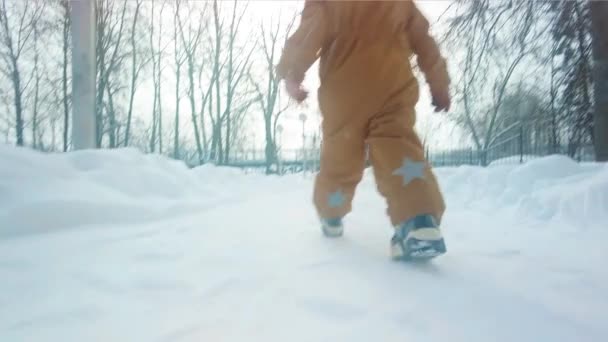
[0,144,293,237]
[1,144,607,237]
[436,155,608,226]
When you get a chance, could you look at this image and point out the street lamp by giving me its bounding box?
[299,113,307,173]
[299,113,307,147]
[277,124,283,141]
[277,124,283,174]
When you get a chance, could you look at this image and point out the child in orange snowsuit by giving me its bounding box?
[276,0,451,260]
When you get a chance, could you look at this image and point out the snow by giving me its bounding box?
[436,155,608,225]
[488,154,540,166]
[1,143,608,342]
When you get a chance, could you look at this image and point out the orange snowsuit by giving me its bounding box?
[276,0,449,226]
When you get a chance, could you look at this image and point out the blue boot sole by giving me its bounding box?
[392,237,446,261]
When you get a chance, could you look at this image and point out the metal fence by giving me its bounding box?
[426,136,595,167]
[185,137,596,173]
[222,144,595,174]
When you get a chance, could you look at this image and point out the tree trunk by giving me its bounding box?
[198,79,210,160]
[176,0,205,163]
[124,0,141,147]
[590,0,608,161]
[32,41,40,149]
[157,2,164,154]
[575,1,593,148]
[550,45,559,153]
[62,0,70,151]
[208,86,217,161]
[264,117,276,174]
[12,62,24,146]
[174,62,181,159]
[150,84,158,152]
[95,0,127,148]
[149,0,158,153]
[106,85,117,148]
[158,70,163,154]
[186,54,203,163]
[95,12,107,148]
[223,0,236,165]
[213,0,222,163]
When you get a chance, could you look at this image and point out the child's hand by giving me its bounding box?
[285,79,309,104]
[431,86,451,113]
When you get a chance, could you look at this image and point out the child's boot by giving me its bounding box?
[390,214,446,261]
[321,217,344,238]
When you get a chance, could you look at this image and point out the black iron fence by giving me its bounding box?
[426,135,595,167]
[182,135,595,172]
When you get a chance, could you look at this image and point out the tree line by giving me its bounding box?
[0,0,296,172]
[1,0,606,169]
[441,0,607,163]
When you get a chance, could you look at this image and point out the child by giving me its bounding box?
[276,0,451,261]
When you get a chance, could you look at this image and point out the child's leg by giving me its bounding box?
[367,104,445,227]
[313,122,367,221]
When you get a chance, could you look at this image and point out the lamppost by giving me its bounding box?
[299,113,307,174]
[277,124,283,174]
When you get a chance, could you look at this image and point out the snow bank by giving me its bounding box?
[1,144,606,237]
[0,144,292,237]
[488,154,540,166]
[437,155,608,226]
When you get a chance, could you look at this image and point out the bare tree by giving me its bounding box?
[176,0,207,162]
[208,0,254,165]
[124,0,146,147]
[590,0,608,161]
[148,0,168,153]
[60,0,71,151]
[148,0,159,152]
[251,13,296,173]
[443,0,545,164]
[95,0,128,148]
[548,35,560,153]
[31,20,41,149]
[0,0,44,146]
[550,0,594,158]
[210,0,223,162]
[171,1,188,159]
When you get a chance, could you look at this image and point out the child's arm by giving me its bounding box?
[276,0,329,85]
[407,4,451,111]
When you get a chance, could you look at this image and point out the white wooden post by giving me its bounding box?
[71,0,97,150]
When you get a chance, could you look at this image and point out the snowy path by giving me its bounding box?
[1,147,608,341]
